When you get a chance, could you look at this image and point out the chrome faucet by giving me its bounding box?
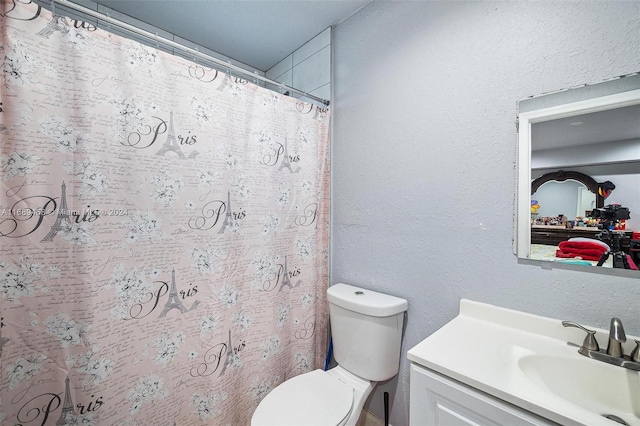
[632,339,640,362]
[562,318,640,371]
[606,317,626,357]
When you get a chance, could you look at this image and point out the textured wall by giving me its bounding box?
[332,1,640,424]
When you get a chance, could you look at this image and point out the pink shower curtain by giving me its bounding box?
[0,2,330,424]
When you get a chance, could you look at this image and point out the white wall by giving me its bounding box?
[266,28,331,105]
[332,1,640,425]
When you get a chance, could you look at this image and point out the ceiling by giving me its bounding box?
[532,103,640,151]
[90,0,372,71]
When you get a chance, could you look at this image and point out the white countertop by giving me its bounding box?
[407,300,640,426]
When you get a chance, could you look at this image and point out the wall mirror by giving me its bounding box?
[516,73,640,274]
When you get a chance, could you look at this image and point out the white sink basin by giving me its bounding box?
[518,354,640,425]
[408,300,640,426]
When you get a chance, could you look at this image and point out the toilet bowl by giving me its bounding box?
[251,283,408,426]
[251,366,373,426]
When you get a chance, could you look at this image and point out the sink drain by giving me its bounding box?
[602,414,628,425]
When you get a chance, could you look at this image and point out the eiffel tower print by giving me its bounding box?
[158,269,199,318]
[41,181,72,242]
[217,73,232,92]
[278,138,301,174]
[218,329,234,377]
[55,376,76,425]
[37,14,69,39]
[279,255,301,292]
[0,323,8,358]
[218,190,232,234]
[0,335,8,358]
[155,112,187,159]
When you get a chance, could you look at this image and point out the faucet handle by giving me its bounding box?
[631,340,640,362]
[562,321,600,351]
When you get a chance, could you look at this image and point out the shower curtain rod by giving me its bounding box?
[50,0,330,106]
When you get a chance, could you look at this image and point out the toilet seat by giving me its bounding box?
[251,369,354,426]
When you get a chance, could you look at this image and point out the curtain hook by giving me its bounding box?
[155,32,159,49]
[194,47,199,66]
[253,71,259,85]
[226,60,231,76]
[51,0,55,16]
[106,12,111,31]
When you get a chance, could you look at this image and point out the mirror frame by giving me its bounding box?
[516,87,640,260]
[531,170,604,209]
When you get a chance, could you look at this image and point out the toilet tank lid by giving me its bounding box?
[327,283,408,317]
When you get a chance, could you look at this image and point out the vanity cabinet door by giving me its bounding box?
[410,363,557,426]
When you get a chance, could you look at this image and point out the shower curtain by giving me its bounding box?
[0,2,330,424]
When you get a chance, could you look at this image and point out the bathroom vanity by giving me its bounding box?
[407,300,640,426]
[409,363,554,425]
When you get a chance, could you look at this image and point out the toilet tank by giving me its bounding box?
[327,283,408,382]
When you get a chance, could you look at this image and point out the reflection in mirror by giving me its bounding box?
[516,74,640,274]
[531,170,604,214]
[533,179,594,219]
[528,170,631,266]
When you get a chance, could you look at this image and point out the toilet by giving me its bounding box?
[251,283,408,426]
